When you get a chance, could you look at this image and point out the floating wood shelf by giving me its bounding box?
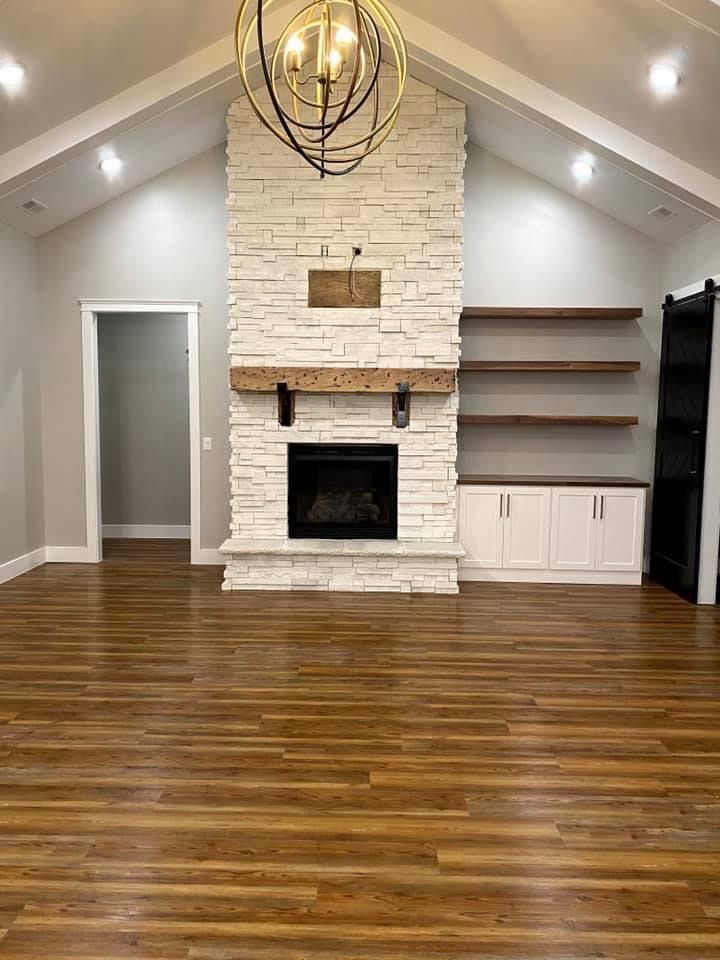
[460,360,641,373]
[230,366,456,394]
[462,307,643,320]
[459,414,639,427]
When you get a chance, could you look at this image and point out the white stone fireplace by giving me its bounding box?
[220,77,466,593]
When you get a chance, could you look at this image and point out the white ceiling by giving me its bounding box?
[1,0,719,241]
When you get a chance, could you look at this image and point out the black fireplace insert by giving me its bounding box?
[288,443,398,539]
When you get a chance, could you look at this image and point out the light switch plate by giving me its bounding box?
[203,437,213,451]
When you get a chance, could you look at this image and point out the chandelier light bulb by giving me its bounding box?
[328,47,342,78]
[286,34,304,55]
[336,26,356,46]
[285,33,305,71]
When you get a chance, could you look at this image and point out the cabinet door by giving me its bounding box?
[502,487,551,570]
[458,487,505,568]
[550,489,598,570]
[595,489,645,572]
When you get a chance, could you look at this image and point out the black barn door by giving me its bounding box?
[650,282,715,602]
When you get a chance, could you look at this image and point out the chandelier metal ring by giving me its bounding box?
[235,0,408,177]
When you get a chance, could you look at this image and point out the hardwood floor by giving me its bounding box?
[1,539,719,958]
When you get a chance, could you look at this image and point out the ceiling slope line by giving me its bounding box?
[652,0,720,41]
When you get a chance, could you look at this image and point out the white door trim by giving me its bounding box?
[80,299,202,566]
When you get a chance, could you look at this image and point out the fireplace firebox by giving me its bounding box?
[288,444,398,539]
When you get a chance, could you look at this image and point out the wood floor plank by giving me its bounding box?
[0,539,719,958]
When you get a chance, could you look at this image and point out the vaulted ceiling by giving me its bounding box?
[396,0,720,179]
[0,0,240,154]
[2,0,720,240]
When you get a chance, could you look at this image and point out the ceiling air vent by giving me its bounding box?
[648,204,677,222]
[20,198,48,214]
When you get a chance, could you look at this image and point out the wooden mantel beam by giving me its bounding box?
[229,367,457,394]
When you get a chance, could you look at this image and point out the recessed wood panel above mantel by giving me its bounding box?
[229,367,457,394]
[308,270,381,308]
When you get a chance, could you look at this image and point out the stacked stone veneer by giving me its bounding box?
[222,76,466,593]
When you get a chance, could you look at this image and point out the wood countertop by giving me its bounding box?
[458,475,650,488]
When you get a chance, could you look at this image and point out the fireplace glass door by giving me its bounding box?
[288,444,398,539]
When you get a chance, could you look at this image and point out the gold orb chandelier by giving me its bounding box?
[235,0,408,177]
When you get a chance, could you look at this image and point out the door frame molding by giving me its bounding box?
[80,299,201,565]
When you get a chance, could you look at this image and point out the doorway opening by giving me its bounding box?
[80,301,201,564]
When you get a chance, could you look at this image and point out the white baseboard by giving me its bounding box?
[103,524,191,540]
[1,542,224,582]
[459,565,642,586]
[0,547,47,585]
[45,546,96,563]
[194,548,225,565]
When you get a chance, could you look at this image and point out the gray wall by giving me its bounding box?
[38,145,229,550]
[663,220,720,294]
[99,313,190,527]
[461,146,663,482]
[0,222,44,565]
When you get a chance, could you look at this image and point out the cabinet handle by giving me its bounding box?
[592,495,597,520]
[600,496,605,520]
[499,494,504,517]
[506,493,511,518]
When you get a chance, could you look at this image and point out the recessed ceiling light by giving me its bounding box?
[649,63,680,94]
[99,155,124,177]
[0,62,25,88]
[571,159,595,184]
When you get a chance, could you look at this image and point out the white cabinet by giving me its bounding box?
[594,489,644,573]
[458,486,504,568]
[459,482,646,585]
[458,486,550,573]
[503,488,551,570]
[550,489,598,571]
